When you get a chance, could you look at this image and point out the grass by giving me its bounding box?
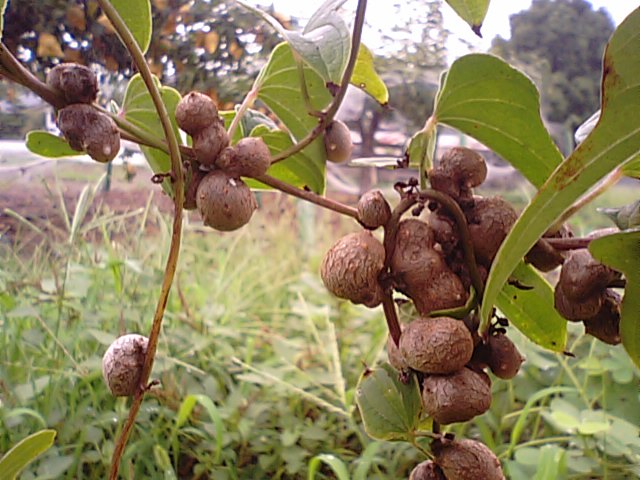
[0,175,639,479]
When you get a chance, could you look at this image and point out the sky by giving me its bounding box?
[246,0,639,63]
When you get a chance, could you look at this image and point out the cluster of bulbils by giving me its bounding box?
[320,146,624,479]
[47,63,121,163]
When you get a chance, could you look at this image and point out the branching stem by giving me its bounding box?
[270,0,368,164]
[95,2,185,479]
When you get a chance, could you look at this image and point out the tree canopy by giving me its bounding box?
[491,0,615,131]
[1,0,284,103]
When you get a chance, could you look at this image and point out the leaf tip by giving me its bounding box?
[471,23,483,38]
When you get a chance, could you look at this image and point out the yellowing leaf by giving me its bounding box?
[351,44,388,105]
[36,33,64,58]
[204,31,219,54]
[66,5,86,31]
[229,41,243,60]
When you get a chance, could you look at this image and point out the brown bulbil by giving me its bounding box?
[387,333,408,371]
[554,283,603,321]
[192,121,230,167]
[399,317,473,374]
[217,137,271,178]
[525,224,573,272]
[434,439,505,480]
[409,460,446,480]
[429,147,487,203]
[57,104,120,163]
[357,190,391,229]
[196,170,257,231]
[466,196,518,267]
[175,91,221,135]
[102,334,149,397]
[47,63,98,104]
[583,289,621,345]
[391,219,467,314]
[422,367,492,424]
[486,333,525,379]
[320,231,385,307]
[428,211,458,255]
[183,166,207,210]
[324,120,353,163]
[556,249,620,301]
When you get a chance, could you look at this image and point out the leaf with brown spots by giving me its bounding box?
[480,7,640,333]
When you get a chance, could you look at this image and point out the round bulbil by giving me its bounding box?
[357,189,392,229]
[324,120,353,163]
[409,460,446,480]
[46,63,98,104]
[192,122,230,167]
[102,334,149,397]
[399,317,473,374]
[320,230,385,307]
[196,170,257,231]
[429,147,487,202]
[556,249,620,301]
[434,438,505,480]
[220,136,272,178]
[422,367,492,424]
[57,104,120,163]
[486,333,525,379]
[466,196,518,267]
[175,91,221,135]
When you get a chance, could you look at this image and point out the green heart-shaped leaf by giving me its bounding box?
[355,364,422,441]
[434,53,563,188]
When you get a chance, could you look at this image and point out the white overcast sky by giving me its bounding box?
[246,1,639,63]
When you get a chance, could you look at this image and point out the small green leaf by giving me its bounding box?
[434,54,563,188]
[121,74,182,195]
[25,131,83,158]
[0,429,56,480]
[245,125,325,193]
[598,200,640,230]
[444,0,490,36]
[532,446,567,480]
[480,9,640,331]
[257,42,333,193]
[497,263,567,352]
[351,44,388,105]
[622,157,640,179]
[111,0,152,54]
[589,228,640,370]
[407,123,437,174]
[307,454,350,480]
[174,394,224,464]
[240,0,350,84]
[355,363,422,441]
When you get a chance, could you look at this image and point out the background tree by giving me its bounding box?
[491,0,614,132]
[1,0,284,103]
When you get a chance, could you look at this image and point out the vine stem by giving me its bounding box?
[94,2,185,479]
[254,173,358,219]
[0,42,66,109]
[554,169,622,227]
[227,86,258,140]
[270,0,368,164]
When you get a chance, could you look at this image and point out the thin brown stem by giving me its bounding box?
[0,42,66,109]
[544,237,592,250]
[270,0,368,164]
[255,174,358,219]
[382,291,402,346]
[96,1,185,479]
[418,189,485,298]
